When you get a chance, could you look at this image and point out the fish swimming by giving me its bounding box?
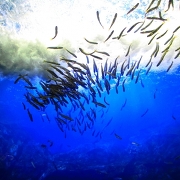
[104,30,114,42]
[109,13,117,30]
[51,26,58,40]
[127,3,139,14]
[96,11,104,29]
[141,108,149,117]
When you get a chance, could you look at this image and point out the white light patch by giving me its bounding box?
[0,0,180,78]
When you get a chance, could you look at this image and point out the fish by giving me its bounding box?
[41,144,47,148]
[122,79,126,92]
[146,0,156,11]
[114,133,122,140]
[148,33,158,45]
[127,3,139,14]
[121,98,127,111]
[174,50,180,59]
[173,25,180,33]
[146,62,153,75]
[27,109,33,122]
[147,22,165,37]
[104,96,110,105]
[22,102,26,110]
[118,27,127,40]
[79,48,95,55]
[95,51,110,56]
[46,69,59,78]
[141,20,153,31]
[47,47,63,49]
[141,108,149,117]
[86,55,89,64]
[66,49,77,58]
[136,56,142,69]
[134,20,145,33]
[48,140,53,147]
[109,13,117,30]
[96,11,104,29]
[121,59,127,75]
[104,30,114,42]
[151,42,159,58]
[135,69,141,84]
[156,30,168,39]
[25,86,37,90]
[165,0,174,12]
[103,117,113,128]
[43,60,60,65]
[154,89,157,99]
[14,74,32,86]
[84,38,98,44]
[93,101,106,108]
[125,45,131,57]
[51,26,58,40]
[140,79,144,88]
[164,34,174,45]
[90,54,103,60]
[172,115,176,120]
[127,22,143,33]
[156,51,168,67]
[167,61,173,72]
[59,113,73,121]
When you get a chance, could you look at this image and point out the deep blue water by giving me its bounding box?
[1,66,180,180]
[1,0,180,179]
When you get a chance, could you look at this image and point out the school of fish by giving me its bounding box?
[14,0,180,139]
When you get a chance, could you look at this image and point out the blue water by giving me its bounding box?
[1,0,180,179]
[1,66,180,180]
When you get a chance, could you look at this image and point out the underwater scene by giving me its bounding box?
[1,0,180,179]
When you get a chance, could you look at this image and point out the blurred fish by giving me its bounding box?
[84,38,98,44]
[51,26,58,40]
[109,13,117,30]
[96,11,104,29]
[173,25,180,33]
[66,49,77,58]
[79,48,95,55]
[127,3,139,14]
[121,98,127,111]
[22,102,26,110]
[114,133,122,140]
[41,144,47,148]
[14,74,32,86]
[125,45,131,57]
[172,115,176,120]
[122,79,126,92]
[127,22,143,33]
[47,47,63,49]
[104,30,114,42]
[93,101,106,108]
[141,108,149,117]
[104,96,110,105]
[27,109,33,122]
[167,61,173,72]
[118,27,127,40]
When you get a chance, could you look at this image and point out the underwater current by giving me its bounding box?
[0,0,180,180]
